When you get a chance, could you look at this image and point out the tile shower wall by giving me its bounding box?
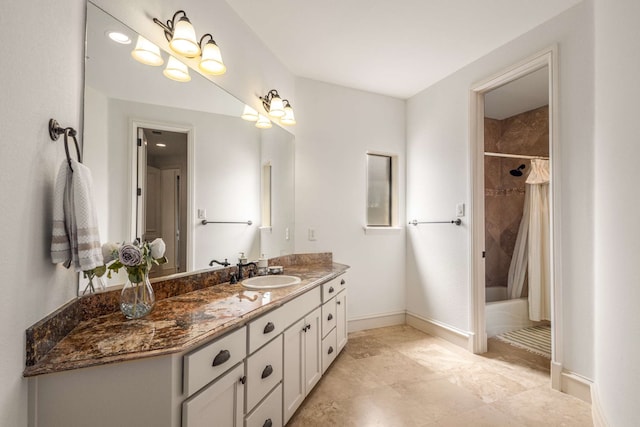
[484,106,549,297]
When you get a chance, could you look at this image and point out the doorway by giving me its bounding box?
[469,47,562,388]
[136,126,189,278]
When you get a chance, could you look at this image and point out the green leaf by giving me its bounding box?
[94,265,107,277]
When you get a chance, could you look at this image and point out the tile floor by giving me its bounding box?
[287,325,592,426]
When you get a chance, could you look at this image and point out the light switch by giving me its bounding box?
[308,228,316,241]
[456,203,465,217]
[197,208,207,219]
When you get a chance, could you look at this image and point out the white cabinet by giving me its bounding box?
[245,383,283,427]
[246,335,283,411]
[322,327,337,373]
[182,363,245,427]
[336,290,348,353]
[283,306,322,423]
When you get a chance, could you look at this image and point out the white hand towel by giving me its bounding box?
[51,159,103,271]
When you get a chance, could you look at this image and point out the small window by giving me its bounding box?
[366,153,396,227]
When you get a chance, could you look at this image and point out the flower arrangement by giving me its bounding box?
[103,238,167,283]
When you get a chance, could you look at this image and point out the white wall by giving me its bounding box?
[593,0,640,425]
[406,2,595,379]
[0,2,85,425]
[294,78,406,321]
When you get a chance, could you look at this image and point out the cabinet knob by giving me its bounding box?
[239,375,247,385]
[337,300,341,305]
[212,349,230,367]
[263,419,273,427]
[329,286,335,293]
[261,364,273,379]
[328,346,334,355]
[327,313,333,321]
[263,321,275,334]
[340,279,345,285]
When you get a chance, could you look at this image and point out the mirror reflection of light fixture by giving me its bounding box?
[107,31,131,45]
[153,10,200,58]
[261,89,285,118]
[163,56,191,82]
[131,35,164,66]
[198,34,226,75]
[255,114,272,129]
[241,105,259,121]
[279,100,296,126]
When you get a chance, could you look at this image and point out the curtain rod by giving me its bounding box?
[484,151,549,160]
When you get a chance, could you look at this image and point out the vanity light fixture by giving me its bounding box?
[131,35,164,66]
[260,89,285,118]
[255,114,272,129]
[279,100,296,126]
[198,34,226,75]
[153,10,200,58]
[241,105,259,122]
[163,56,191,82]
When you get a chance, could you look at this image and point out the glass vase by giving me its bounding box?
[82,275,106,295]
[120,273,155,319]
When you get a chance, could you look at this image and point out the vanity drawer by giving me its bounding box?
[248,305,288,354]
[183,327,247,397]
[245,383,283,427]
[246,335,283,412]
[280,286,321,328]
[322,275,347,303]
[322,328,337,374]
[321,299,337,338]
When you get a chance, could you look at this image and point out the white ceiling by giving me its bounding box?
[226,0,582,99]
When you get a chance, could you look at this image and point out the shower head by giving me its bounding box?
[509,164,526,177]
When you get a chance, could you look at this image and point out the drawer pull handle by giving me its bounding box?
[212,349,231,367]
[263,419,273,427]
[328,346,334,355]
[263,322,275,334]
[239,375,247,385]
[329,286,335,293]
[261,364,273,379]
[341,279,345,285]
[337,300,341,305]
[327,313,333,321]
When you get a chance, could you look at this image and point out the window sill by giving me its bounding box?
[362,226,403,235]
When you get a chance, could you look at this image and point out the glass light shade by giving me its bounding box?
[169,17,200,57]
[267,94,285,118]
[199,41,226,75]
[241,105,259,121]
[163,56,191,82]
[280,106,296,126]
[131,36,164,66]
[255,115,272,129]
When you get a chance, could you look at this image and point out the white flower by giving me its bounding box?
[149,238,166,259]
[101,242,120,263]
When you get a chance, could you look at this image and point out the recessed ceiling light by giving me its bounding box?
[156,143,167,148]
[106,31,131,45]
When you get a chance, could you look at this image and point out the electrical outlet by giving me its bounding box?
[308,228,316,241]
[456,203,465,217]
[197,208,207,219]
[285,227,290,241]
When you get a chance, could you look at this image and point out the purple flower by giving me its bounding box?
[118,244,142,267]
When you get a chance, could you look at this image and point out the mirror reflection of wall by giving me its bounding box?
[82,2,295,290]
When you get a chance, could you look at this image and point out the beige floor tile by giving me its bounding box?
[424,405,522,427]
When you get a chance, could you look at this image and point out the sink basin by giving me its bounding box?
[241,275,301,289]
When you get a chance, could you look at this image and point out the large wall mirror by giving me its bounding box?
[83,2,295,290]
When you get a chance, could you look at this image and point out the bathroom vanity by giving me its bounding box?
[25,254,348,427]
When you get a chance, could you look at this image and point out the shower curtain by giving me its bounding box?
[506,159,550,321]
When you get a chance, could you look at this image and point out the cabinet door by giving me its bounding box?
[336,290,348,353]
[283,318,306,423]
[304,307,322,393]
[182,363,244,427]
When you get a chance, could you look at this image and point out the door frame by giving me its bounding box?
[129,119,195,273]
[468,46,563,389]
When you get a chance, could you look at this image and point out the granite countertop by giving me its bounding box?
[24,258,348,377]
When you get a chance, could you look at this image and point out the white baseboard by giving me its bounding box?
[590,384,608,427]
[406,311,474,352]
[551,361,562,391]
[347,311,406,332]
[561,371,592,404]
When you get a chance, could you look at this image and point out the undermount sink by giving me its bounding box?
[241,275,301,289]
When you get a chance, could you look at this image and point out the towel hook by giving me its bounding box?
[49,119,81,172]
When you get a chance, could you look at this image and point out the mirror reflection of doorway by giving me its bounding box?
[137,127,188,277]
